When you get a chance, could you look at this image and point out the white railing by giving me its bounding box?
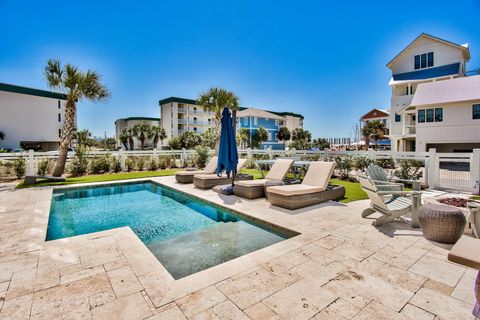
[1,148,479,194]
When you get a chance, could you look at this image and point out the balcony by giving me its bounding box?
[177,119,212,126]
[177,108,214,115]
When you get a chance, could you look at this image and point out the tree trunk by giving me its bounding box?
[213,114,222,155]
[52,98,76,177]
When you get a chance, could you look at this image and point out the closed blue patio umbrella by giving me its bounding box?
[217,107,238,185]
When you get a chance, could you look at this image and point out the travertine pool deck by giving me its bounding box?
[0,176,477,319]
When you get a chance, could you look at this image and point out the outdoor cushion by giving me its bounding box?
[234,179,269,187]
[302,161,335,189]
[265,159,294,180]
[266,184,324,196]
[448,236,480,270]
[176,170,208,176]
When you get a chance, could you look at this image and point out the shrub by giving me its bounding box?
[375,157,395,169]
[168,137,182,150]
[158,155,173,169]
[194,146,210,168]
[149,158,158,171]
[393,160,423,181]
[37,159,50,176]
[8,157,26,178]
[353,156,373,171]
[335,156,354,180]
[111,157,122,173]
[136,157,145,171]
[89,155,111,174]
[125,157,136,172]
[69,148,88,176]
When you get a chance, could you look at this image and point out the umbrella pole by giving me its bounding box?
[231,109,237,186]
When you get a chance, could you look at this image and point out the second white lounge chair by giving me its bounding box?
[175,156,218,184]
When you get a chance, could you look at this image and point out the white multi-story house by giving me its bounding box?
[0,82,68,151]
[359,108,391,149]
[159,97,304,149]
[114,117,161,149]
[387,33,472,151]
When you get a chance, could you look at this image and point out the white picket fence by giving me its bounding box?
[1,148,479,194]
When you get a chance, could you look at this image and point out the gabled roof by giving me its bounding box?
[360,108,389,120]
[387,33,470,69]
[237,108,286,121]
[0,82,67,100]
[410,75,480,107]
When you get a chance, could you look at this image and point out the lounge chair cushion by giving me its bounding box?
[302,161,335,189]
[176,170,208,176]
[234,179,269,187]
[448,236,480,270]
[265,159,294,181]
[204,156,218,173]
[266,184,324,196]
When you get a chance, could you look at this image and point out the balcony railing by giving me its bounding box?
[177,108,214,115]
[178,119,213,126]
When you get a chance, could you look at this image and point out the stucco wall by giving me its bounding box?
[0,91,66,150]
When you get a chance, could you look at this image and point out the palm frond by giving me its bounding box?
[44,59,64,90]
[79,70,110,101]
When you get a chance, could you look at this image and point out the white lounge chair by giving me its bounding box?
[175,156,218,184]
[358,175,422,227]
[233,159,294,199]
[193,159,249,189]
[266,161,344,209]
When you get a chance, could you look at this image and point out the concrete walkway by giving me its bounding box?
[0,176,477,319]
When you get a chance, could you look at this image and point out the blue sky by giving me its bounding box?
[1,0,479,138]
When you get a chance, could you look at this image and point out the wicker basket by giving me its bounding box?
[418,203,466,244]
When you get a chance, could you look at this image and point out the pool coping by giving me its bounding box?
[36,176,328,308]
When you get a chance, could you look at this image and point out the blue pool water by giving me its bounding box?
[47,182,291,278]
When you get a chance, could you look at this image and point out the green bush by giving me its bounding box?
[149,158,158,171]
[158,155,173,169]
[69,148,88,176]
[136,157,145,171]
[393,160,424,181]
[194,146,210,168]
[375,157,395,169]
[8,157,26,178]
[37,159,50,176]
[335,156,354,180]
[353,156,373,171]
[89,155,111,174]
[125,157,136,172]
[111,157,122,173]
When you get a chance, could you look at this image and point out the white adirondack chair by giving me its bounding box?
[366,164,421,191]
[358,175,422,228]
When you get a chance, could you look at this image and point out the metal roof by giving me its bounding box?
[237,108,286,121]
[0,82,67,100]
[392,63,460,82]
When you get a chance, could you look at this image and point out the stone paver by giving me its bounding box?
[0,177,477,320]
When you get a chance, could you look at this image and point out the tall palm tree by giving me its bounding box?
[74,129,91,150]
[238,128,250,149]
[119,129,129,150]
[132,124,151,150]
[197,87,239,154]
[252,127,269,149]
[150,126,167,149]
[121,128,135,150]
[45,59,109,176]
[277,127,291,150]
[362,126,373,150]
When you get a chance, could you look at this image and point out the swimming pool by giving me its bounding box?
[47,181,293,279]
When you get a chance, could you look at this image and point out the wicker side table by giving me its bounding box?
[419,203,466,244]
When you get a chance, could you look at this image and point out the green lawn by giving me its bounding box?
[16,169,179,189]
[15,168,368,203]
[471,196,480,201]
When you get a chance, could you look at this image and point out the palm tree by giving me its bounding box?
[122,128,135,150]
[277,127,291,149]
[119,129,129,150]
[238,128,250,149]
[74,129,91,150]
[252,127,268,149]
[364,120,386,150]
[197,87,239,154]
[150,126,167,149]
[44,59,109,176]
[361,126,372,150]
[132,124,151,150]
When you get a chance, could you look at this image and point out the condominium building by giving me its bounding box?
[0,82,68,151]
[158,97,303,149]
[114,117,160,149]
[387,33,473,151]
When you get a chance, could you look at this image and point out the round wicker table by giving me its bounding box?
[418,203,466,244]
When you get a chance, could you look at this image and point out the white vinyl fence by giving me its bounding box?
[1,148,479,194]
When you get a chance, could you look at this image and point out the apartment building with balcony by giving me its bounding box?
[0,82,68,151]
[387,33,471,151]
[159,97,303,149]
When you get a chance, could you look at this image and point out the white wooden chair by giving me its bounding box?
[358,175,422,227]
[366,164,421,191]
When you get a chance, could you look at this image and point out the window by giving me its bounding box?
[254,117,258,126]
[405,87,409,95]
[57,100,61,109]
[58,113,61,122]
[473,104,480,119]
[426,109,434,122]
[414,52,434,70]
[58,129,62,138]
[418,110,425,123]
[434,108,443,122]
[395,113,401,122]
